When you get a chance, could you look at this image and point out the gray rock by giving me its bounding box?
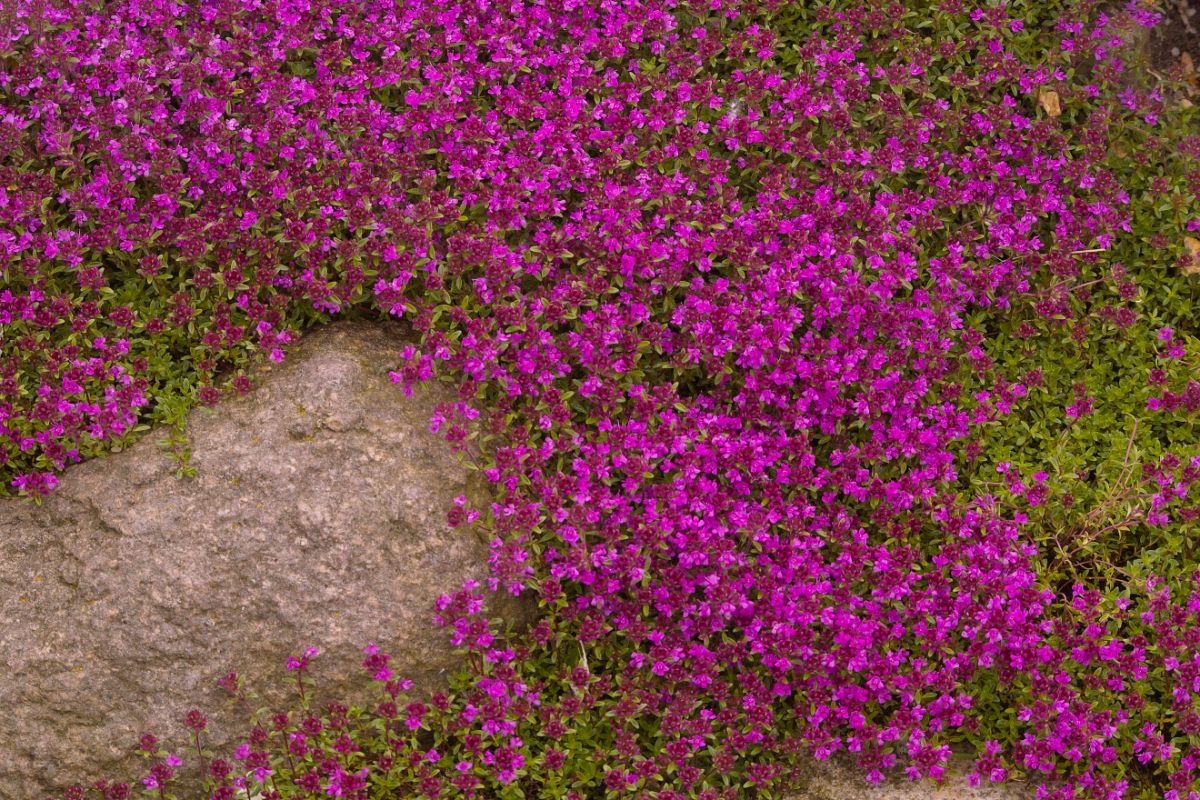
[790,753,1033,800]
[0,320,531,798]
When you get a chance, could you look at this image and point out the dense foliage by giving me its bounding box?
[4,0,1200,798]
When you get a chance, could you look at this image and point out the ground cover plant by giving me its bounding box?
[3,0,1200,798]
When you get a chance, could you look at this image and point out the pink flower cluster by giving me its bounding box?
[6,0,1195,798]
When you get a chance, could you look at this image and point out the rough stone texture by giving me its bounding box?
[0,320,530,798]
[790,753,1033,800]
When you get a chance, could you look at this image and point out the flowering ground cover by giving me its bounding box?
[4,0,1200,798]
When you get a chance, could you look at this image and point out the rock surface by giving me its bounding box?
[791,754,1033,800]
[0,320,529,798]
